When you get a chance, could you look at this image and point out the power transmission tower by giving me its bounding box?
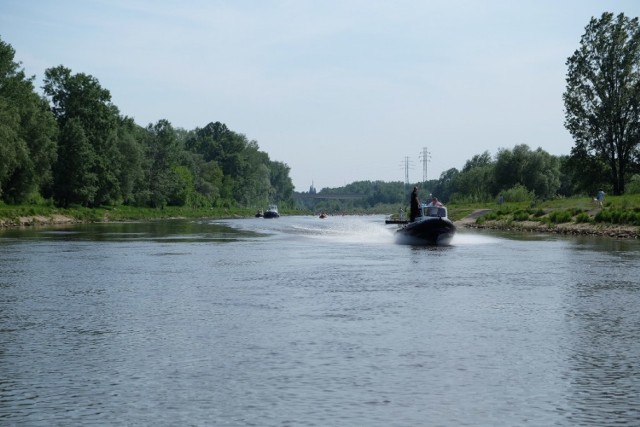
[404,156,410,187]
[400,156,414,198]
[419,147,431,184]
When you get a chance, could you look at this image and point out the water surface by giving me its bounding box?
[1,216,639,425]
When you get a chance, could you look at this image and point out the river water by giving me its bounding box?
[1,215,639,426]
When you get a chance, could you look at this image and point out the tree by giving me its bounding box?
[268,161,294,205]
[455,151,496,202]
[53,118,97,207]
[141,119,182,208]
[431,168,460,203]
[115,116,146,205]
[43,66,121,206]
[494,145,560,199]
[564,12,640,195]
[0,38,57,203]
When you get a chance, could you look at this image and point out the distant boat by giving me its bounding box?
[319,211,327,219]
[255,209,264,218]
[386,203,455,245]
[263,205,280,218]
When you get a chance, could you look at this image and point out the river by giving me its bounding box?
[1,215,639,426]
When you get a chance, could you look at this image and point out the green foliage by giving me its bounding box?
[533,209,546,218]
[501,184,534,203]
[564,12,640,195]
[548,210,573,224]
[626,175,640,195]
[512,210,530,221]
[574,212,591,223]
[0,38,58,203]
[594,209,640,225]
[494,145,561,199]
[53,118,97,207]
[43,65,121,207]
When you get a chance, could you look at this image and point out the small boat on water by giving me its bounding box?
[386,203,456,245]
[319,211,327,219]
[263,205,280,218]
[255,209,264,218]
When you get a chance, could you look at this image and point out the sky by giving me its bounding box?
[2,1,640,192]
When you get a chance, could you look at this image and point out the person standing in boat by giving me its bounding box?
[427,196,443,207]
[410,186,420,222]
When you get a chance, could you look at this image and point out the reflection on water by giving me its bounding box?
[1,216,639,426]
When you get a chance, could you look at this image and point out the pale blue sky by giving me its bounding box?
[2,1,640,191]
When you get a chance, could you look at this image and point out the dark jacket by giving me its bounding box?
[410,188,420,222]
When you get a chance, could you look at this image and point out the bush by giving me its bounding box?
[512,210,530,221]
[548,210,573,223]
[574,212,591,223]
[595,209,640,225]
[569,208,584,216]
[502,184,534,203]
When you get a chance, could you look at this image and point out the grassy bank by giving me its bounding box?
[448,194,640,239]
[0,202,311,227]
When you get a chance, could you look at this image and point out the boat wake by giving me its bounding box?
[289,216,395,244]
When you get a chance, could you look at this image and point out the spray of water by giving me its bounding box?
[289,215,395,244]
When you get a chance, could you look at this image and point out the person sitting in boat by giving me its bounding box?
[410,186,420,222]
[427,196,443,207]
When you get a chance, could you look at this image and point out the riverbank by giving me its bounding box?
[2,201,639,240]
[0,205,268,228]
[455,209,639,239]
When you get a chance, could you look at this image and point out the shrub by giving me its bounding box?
[574,212,591,223]
[548,210,573,223]
[513,210,530,221]
[594,209,640,225]
[569,208,584,216]
[502,184,534,203]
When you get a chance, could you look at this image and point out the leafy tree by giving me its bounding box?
[115,116,146,205]
[143,119,182,208]
[54,118,97,207]
[564,12,640,195]
[454,151,496,202]
[0,38,57,203]
[431,168,460,203]
[43,66,121,206]
[494,145,560,199]
[462,151,493,172]
[268,160,294,205]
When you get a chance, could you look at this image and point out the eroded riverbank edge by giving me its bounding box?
[455,209,639,239]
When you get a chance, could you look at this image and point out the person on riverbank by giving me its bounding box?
[410,187,420,222]
[596,189,605,208]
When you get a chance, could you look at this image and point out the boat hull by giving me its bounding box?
[395,217,456,245]
[263,211,279,218]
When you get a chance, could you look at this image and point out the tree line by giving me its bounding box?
[0,37,294,209]
[3,12,640,213]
